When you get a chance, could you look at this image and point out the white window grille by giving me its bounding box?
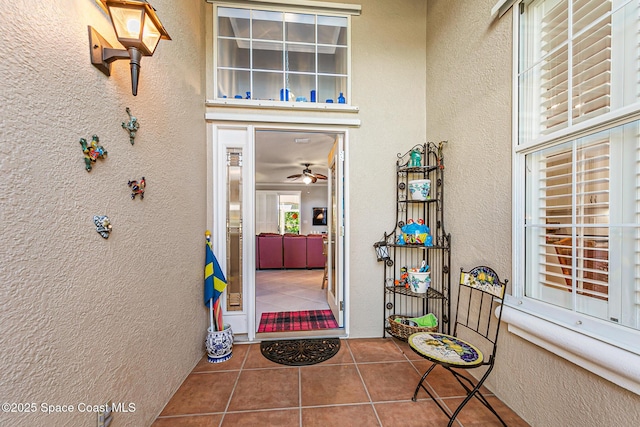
[213,4,352,105]
[517,0,640,344]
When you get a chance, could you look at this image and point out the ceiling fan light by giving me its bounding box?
[303,176,312,185]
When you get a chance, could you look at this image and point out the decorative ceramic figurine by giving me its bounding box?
[394,266,409,288]
[128,177,145,199]
[94,215,112,239]
[80,135,107,172]
[409,148,422,167]
[122,107,139,145]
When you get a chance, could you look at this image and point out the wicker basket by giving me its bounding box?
[387,315,438,341]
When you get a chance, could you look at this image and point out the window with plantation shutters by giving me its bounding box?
[518,0,640,145]
[525,133,611,309]
[570,0,611,125]
[517,0,640,341]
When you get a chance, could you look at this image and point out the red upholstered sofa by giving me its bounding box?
[283,234,307,268]
[306,234,326,268]
[256,233,326,269]
[256,233,283,269]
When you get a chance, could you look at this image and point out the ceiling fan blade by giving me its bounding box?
[314,173,328,180]
[286,174,302,179]
[310,176,318,183]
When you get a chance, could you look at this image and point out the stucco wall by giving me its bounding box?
[425,1,640,426]
[0,1,207,426]
[347,0,428,338]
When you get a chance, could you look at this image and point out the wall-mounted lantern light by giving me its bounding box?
[88,0,171,96]
[374,235,394,266]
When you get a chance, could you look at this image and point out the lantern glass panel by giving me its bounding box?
[110,6,144,41]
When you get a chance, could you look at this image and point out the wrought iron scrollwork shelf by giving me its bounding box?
[385,286,446,300]
[375,141,452,337]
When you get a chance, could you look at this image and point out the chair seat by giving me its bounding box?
[408,332,484,367]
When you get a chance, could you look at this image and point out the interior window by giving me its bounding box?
[215,6,350,105]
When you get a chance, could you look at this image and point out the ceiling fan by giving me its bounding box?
[287,163,327,184]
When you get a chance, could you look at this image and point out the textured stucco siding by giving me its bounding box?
[0,1,207,426]
[425,1,640,426]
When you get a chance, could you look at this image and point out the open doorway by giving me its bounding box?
[254,129,340,334]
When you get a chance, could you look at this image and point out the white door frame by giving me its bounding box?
[208,120,351,341]
[327,135,345,326]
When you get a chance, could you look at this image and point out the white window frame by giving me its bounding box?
[207,0,360,112]
[508,0,640,395]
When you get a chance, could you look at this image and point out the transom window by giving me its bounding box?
[516,0,640,348]
[214,5,351,105]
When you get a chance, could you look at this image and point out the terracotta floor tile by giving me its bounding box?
[151,414,222,426]
[347,338,407,363]
[374,400,452,427]
[410,362,489,398]
[243,343,297,369]
[301,404,380,427]
[301,364,369,406]
[160,371,238,416]
[153,338,531,426]
[357,362,428,402]
[228,368,299,411]
[314,339,355,365]
[392,338,426,361]
[444,396,531,427]
[221,409,300,426]
[192,344,249,373]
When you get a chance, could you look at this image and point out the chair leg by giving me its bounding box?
[412,363,457,422]
[447,367,508,427]
[321,263,328,289]
[412,362,437,401]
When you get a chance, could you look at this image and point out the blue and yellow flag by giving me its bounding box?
[204,241,227,308]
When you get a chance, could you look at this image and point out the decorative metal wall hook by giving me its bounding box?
[122,107,140,145]
[437,140,448,169]
[80,135,107,172]
[128,177,146,199]
[94,215,112,239]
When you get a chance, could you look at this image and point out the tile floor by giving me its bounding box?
[255,269,330,330]
[153,337,530,427]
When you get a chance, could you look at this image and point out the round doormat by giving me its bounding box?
[260,338,341,366]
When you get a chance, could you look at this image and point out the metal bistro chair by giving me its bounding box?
[408,266,508,426]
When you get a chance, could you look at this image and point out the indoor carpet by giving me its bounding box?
[260,338,341,366]
[257,309,338,333]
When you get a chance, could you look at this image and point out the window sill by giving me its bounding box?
[500,300,640,395]
[206,98,360,113]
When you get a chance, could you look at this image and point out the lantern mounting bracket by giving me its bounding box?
[89,26,130,76]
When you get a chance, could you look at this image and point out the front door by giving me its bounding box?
[327,136,345,326]
[211,123,347,339]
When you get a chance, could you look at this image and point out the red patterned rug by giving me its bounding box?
[258,309,338,333]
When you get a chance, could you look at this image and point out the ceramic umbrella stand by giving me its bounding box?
[205,324,233,363]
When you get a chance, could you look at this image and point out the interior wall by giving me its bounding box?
[0,1,207,426]
[424,1,640,426]
[256,184,329,235]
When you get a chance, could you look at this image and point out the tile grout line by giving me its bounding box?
[345,341,384,427]
[217,342,252,427]
[298,367,302,427]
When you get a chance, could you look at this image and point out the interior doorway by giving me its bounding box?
[254,128,343,334]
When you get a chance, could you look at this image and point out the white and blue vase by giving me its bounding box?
[205,324,233,363]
